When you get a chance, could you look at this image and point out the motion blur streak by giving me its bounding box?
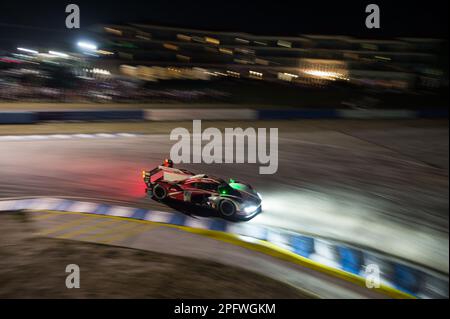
[0,125,447,273]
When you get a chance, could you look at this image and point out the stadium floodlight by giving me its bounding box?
[77,41,97,51]
[17,47,38,54]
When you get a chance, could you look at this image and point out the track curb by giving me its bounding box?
[1,197,448,298]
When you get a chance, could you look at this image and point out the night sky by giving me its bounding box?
[0,0,448,50]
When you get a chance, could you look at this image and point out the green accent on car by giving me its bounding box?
[229,182,247,191]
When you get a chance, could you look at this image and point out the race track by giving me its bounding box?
[0,123,448,272]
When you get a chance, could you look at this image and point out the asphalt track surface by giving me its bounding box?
[0,122,448,273]
[3,210,385,298]
[0,211,318,298]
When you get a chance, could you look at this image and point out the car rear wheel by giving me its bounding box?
[219,199,237,217]
[153,184,167,200]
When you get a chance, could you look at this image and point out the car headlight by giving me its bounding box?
[244,205,258,214]
[257,192,263,200]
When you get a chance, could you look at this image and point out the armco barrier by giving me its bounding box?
[0,108,448,123]
[37,110,144,121]
[416,108,449,118]
[0,197,447,299]
[258,109,426,120]
[258,109,339,120]
[144,108,258,121]
[0,111,37,124]
[337,109,416,119]
[258,109,445,120]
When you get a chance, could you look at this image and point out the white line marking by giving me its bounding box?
[116,133,137,137]
[0,133,141,142]
[49,134,71,139]
[73,134,95,139]
[95,133,116,138]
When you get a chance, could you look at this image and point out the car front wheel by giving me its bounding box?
[219,199,237,217]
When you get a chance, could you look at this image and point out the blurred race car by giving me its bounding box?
[142,159,262,221]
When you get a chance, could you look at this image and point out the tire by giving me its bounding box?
[153,184,167,200]
[218,199,237,217]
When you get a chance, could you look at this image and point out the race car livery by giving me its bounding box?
[142,163,262,221]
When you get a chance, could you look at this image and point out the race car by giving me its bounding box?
[142,160,262,221]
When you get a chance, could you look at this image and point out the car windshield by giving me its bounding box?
[229,182,255,194]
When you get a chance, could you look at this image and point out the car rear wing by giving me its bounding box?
[143,166,192,184]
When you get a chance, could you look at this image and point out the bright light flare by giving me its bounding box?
[301,69,348,80]
[244,205,258,214]
[48,51,69,58]
[17,47,38,54]
[77,41,98,51]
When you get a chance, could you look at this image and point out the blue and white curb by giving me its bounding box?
[0,133,139,141]
[0,197,448,299]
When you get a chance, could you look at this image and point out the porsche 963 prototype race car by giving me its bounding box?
[142,160,262,221]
